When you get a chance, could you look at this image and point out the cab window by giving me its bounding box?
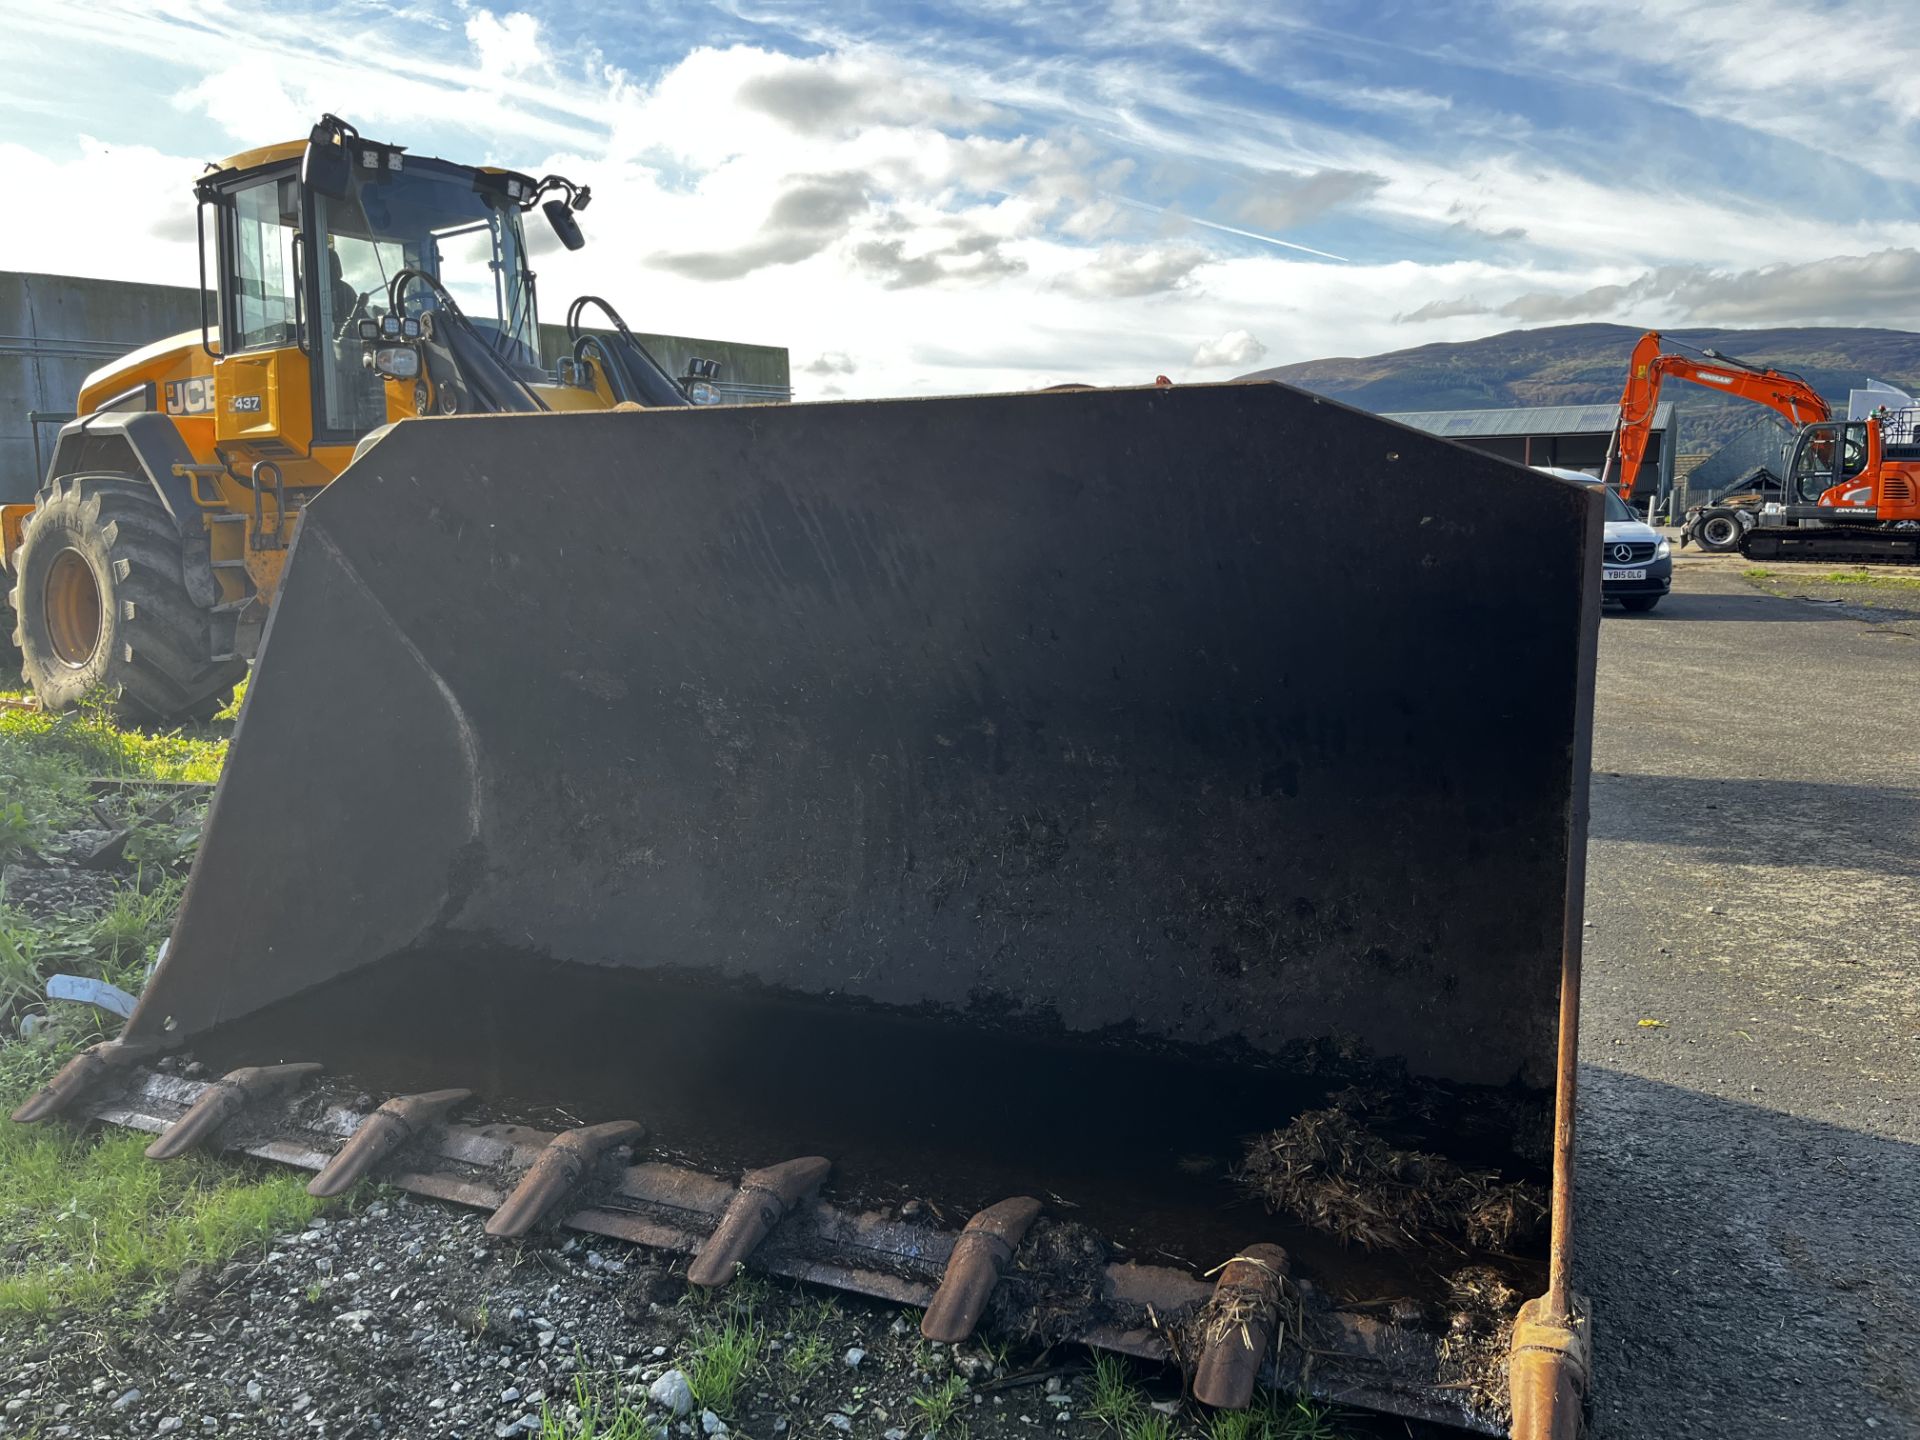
[230,178,302,352]
[1792,425,1837,502]
[1840,422,1870,479]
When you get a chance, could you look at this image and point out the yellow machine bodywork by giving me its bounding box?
[2,322,617,615]
[3,124,640,722]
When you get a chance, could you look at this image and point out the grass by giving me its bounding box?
[909,1375,969,1435]
[0,676,318,1328]
[0,876,180,1035]
[0,686,232,785]
[1207,1395,1346,1440]
[1126,1415,1177,1440]
[1091,1352,1344,1440]
[686,1313,763,1414]
[0,1119,319,1318]
[1745,565,1920,591]
[540,1372,658,1439]
[1088,1353,1145,1430]
[781,1328,832,1382]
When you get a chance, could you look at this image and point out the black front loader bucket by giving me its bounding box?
[30,384,1601,1434]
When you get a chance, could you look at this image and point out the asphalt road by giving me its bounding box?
[1577,554,1919,1436]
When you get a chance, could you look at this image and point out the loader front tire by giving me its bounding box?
[9,474,243,725]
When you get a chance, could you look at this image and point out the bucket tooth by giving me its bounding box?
[921,1196,1043,1343]
[485,1120,645,1239]
[11,1039,155,1124]
[308,1088,473,1198]
[144,1062,322,1160]
[1191,1244,1291,1411]
[687,1156,833,1288]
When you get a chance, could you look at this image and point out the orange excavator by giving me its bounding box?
[1602,330,1920,562]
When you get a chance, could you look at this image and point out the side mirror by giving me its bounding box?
[543,199,586,251]
[303,127,352,200]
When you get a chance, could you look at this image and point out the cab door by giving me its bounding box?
[214,168,318,462]
[1787,422,1840,503]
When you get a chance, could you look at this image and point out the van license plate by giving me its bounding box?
[1605,568,1647,581]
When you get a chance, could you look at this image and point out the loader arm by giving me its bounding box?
[1602,330,1833,500]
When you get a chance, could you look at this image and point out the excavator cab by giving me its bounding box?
[1785,420,1875,507]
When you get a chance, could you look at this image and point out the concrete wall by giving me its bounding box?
[2,269,792,505]
[1,271,208,504]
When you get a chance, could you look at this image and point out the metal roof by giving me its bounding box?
[1381,402,1671,438]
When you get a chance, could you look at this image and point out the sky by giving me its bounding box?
[3,0,1920,398]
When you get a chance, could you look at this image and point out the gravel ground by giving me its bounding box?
[1577,551,1920,1437]
[1,1195,1143,1440]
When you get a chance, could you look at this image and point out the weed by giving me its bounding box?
[305,1282,324,1304]
[0,801,43,866]
[123,810,204,872]
[973,1332,1011,1373]
[0,875,177,1036]
[1205,1393,1346,1440]
[1266,1395,1344,1440]
[790,1292,839,1335]
[541,1372,656,1439]
[681,1266,770,1322]
[0,919,47,1031]
[781,1330,832,1383]
[910,1375,969,1434]
[85,876,181,974]
[1087,1353,1144,1431]
[1124,1414,1176,1440]
[686,1315,761,1414]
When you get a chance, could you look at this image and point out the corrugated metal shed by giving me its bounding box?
[1382,402,1671,438]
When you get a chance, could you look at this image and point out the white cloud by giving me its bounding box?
[466,11,546,79]
[1058,245,1212,298]
[1236,168,1384,231]
[1515,0,1920,180]
[0,137,199,287]
[1191,330,1267,368]
[1487,249,1920,328]
[3,0,1919,409]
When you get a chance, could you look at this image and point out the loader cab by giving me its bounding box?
[1786,420,1876,507]
[201,133,553,455]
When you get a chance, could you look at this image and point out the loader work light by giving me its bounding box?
[370,347,421,380]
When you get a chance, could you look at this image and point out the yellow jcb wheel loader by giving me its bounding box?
[10,124,1598,1440]
[2,114,706,723]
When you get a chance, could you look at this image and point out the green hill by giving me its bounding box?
[1244,323,1920,453]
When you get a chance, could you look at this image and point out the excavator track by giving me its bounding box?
[1740,524,1920,564]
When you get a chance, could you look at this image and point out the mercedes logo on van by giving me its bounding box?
[1610,543,1634,562]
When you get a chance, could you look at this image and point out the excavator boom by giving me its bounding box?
[1604,330,1831,500]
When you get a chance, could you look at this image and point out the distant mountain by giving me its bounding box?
[1243,323,1920,454]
